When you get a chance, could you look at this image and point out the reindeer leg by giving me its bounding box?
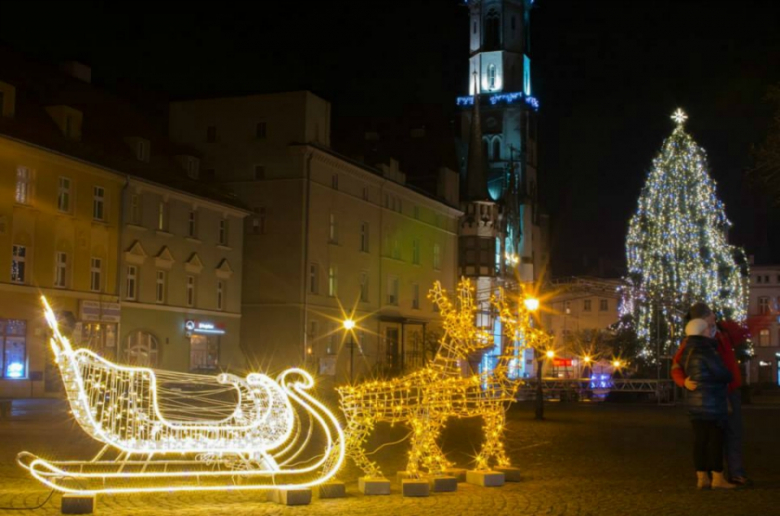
[419,417,451,476]
[344,417,384,478]
[475,405,510,470]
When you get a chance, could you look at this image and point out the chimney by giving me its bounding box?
[60,61,92,83]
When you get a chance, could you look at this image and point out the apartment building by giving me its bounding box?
[170,91,461,381]
[746,264,780,385]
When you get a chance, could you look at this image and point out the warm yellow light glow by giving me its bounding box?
[18,297,345,495]
[333,279,532,479]
[583,356,592,364]
[613,360,622,368]
[671,108,688,125]
[342,318,356,331]
[524,297,540,312]
[546,350,555,359]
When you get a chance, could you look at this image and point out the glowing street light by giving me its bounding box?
[583,356,592,364]
[546,350,555,359]
[612,360,622,368]
[524,297,540,312]
[343,318,357,382]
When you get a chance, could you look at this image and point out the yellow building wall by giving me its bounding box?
[0,136,123,397]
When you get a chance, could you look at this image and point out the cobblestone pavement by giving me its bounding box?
[1,398,778,515]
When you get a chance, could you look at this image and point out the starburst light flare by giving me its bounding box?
[17,297,345,496]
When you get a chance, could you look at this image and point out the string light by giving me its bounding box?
[17,297,345,495]
[623,110,748,360]
[334,279,548,479]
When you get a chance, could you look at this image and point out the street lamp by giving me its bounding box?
[343,318,356,383]
[524,297,540,312]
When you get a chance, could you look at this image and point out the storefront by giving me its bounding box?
[184,319,223,372]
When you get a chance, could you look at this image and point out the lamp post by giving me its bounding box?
[343,318,356,383]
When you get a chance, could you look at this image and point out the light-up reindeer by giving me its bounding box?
[335,279,542,479]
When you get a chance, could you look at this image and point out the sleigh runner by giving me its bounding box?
[17,298,344,495]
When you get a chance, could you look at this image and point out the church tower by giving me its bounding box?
[457,0,541,377]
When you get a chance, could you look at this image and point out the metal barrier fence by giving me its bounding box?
[516,378,677,405]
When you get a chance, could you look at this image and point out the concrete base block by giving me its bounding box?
[267,488,312,506]
[496,466,521,482]
[61,494,95,514]
[402,479,430,497]
[444,468,467,482]
[358,477,391,495]
[429,476,458,492]
[318,481,346,498]
[467,470,505,487]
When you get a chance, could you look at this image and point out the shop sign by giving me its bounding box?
[80,301,121,323]
[185,320,226,335]
[553,358,573,367]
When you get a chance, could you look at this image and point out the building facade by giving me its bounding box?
[541,277,622,378]
[169,92,462,381]
[745,265,780,386]
[0,134,123,398]
[118,178,247,373]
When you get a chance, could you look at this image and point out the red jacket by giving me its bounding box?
[671,320,747,393]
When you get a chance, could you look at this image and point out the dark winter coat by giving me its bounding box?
[682,335,732,421]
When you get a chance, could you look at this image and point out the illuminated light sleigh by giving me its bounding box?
[16,298,344,495]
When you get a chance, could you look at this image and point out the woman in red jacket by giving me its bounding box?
[671,302,751,486]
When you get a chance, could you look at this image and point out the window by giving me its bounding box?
[329,213,338,243]
[387,276,399,305]
[360,222,369,252]
[328,266,338,297]
[217,281,225,311]
[767,275,771,283]
[125,331,158,367]
[599,299,608,312]
[583,299,592,312]
[157,201,169,231]
[125,265,137,300]
[184,157,199,179]
[254,164,265,180]
[759,328,770,347]
[362,186,369,200]
[757,275,762,284]
[90,258,102,292]
[55,252,68,288]
[256,121,267,139]
[484,9,501,50]
[759,296,770,315]
[130,194,141,225]
[93,186,105,221]
[190,335,218,371]
[359,271,369,303]
[412,283,420,309]
[487,64,497,90]
[414,205,420,220]
[256,213,271,238]
[1,319,27,379]
[57,177,71,212]
[186,275,196,307]
[412,239,420,265]
[331,174,339,190]
[155,270,166,303]
[15,167,32,204]
[188,210,198,238]
[219,219,228,246]
[206,125,216,143]
[565,301,571,314]
[11,245,27,283]
[433,243,441,270]
[135,139,150,162]
[309,263,319,294]
[392,238,401,260]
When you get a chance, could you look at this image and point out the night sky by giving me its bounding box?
[3,0,780,277]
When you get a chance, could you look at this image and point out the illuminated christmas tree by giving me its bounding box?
[623,109,748,360]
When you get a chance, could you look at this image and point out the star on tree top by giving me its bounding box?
[671,108,688,126]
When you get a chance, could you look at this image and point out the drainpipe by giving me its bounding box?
[301,150,314,368]
[116,177,129,345]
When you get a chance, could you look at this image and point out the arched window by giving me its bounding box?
[487,64,497,90]
[484,9,501,50]
[493,139,501,160]
[125,330,159,367]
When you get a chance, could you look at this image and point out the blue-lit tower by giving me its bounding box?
[457,0,541,378]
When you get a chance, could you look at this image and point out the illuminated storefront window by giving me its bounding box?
[1,319,27,379]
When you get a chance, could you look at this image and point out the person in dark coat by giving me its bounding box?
[682,318,735,489]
